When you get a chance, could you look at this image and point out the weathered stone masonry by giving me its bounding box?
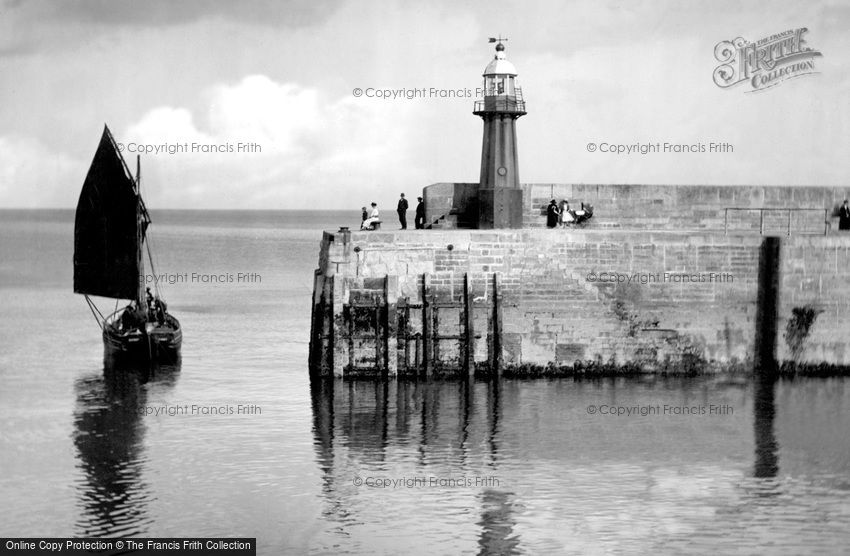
[309,221,850,378]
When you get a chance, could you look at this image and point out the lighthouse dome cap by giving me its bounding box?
[483,47,517,76]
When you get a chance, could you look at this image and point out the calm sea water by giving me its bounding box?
[1,209,849,555]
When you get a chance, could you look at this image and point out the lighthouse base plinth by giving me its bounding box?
[477,187,523,229]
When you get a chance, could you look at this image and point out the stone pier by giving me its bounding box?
[310,184,850,378]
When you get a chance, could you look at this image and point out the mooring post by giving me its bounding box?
[491,272,503,378]
[754,236,781,374]
[385,275,398,378]
[423,274,433,378]
[346,303,354,374]
[331,276,348,378]
[753,371,778,477]
[308,271,322,375]
[464,273,475,377]
[401,298,410,375]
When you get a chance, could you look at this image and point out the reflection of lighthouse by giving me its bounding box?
[474,37,526,229]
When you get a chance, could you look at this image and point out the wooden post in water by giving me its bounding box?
[308,272,323,376]
[346,303,354,374]
[753,372,778,477]
[491,273,503,378]
[423,274,433,378]
[754,236,781,374]
[464,273,475,377]
[385,276,398,378]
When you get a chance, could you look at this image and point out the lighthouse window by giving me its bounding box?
[497,80,504,94]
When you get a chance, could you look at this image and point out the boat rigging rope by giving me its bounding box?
[83,295,104,331]
[146,240,162,299]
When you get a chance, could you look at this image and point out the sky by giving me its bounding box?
[1,0,848,209]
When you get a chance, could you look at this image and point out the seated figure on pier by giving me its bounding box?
[362,202,381,230]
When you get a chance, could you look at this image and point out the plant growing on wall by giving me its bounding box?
[610,284,650,337]
[784,305,823,361]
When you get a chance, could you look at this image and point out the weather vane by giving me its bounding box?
[488,35,508,44]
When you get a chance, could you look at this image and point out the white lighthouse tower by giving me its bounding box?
[474,37,526,229]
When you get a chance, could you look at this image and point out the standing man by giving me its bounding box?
[840,199,850,230]
[415,196,425,229]
[397,193,409,230]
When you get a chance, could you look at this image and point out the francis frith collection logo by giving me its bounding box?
[713,27,822,92]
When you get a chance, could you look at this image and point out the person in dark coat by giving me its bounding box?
[546,200,559,228]
[840,200,850,230]
[361,206,368,228]
[120,303,137,331]
[415,196,425,229]
[397,193,409,229]
[145,287,154,317]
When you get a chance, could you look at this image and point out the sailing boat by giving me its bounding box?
[74,125,182,363]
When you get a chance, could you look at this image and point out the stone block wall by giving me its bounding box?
[522,184,850,231]
[422,183,850,232]
[309,228,850,376]
[422,182,478,229]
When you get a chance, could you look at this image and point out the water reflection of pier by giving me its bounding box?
[753,372,778,479]
[72,363,179,536]
[310,378,519,554]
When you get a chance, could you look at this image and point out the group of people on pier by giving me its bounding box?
[361,193,426,231]
[546,199,594,228]
[361,195,849,232]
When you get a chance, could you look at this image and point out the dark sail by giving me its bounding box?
[74,126,142,300]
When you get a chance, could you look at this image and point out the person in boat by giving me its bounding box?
[119,301,146,332]
[145,287,154,316]
[119,303,137,331]
[362,202,381,230]
[154,297,168,325]
[546,200,560,228]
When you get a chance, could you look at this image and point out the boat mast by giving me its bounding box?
[136,154,145,310]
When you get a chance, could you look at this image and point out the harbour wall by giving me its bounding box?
[308,227,850,378]
[424,183,850,232]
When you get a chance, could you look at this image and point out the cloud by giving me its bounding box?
[2,0,850,208]
[0,136,80,208]
[6,0,342,28]
[120,75,423,208]
[0,0,343,59]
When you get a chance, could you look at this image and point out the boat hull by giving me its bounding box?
[103,312,182,363]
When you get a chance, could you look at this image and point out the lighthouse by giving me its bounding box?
[474,37,526,229]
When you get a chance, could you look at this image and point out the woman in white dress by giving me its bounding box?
[561,200,575,226]
[362,202,381,230]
